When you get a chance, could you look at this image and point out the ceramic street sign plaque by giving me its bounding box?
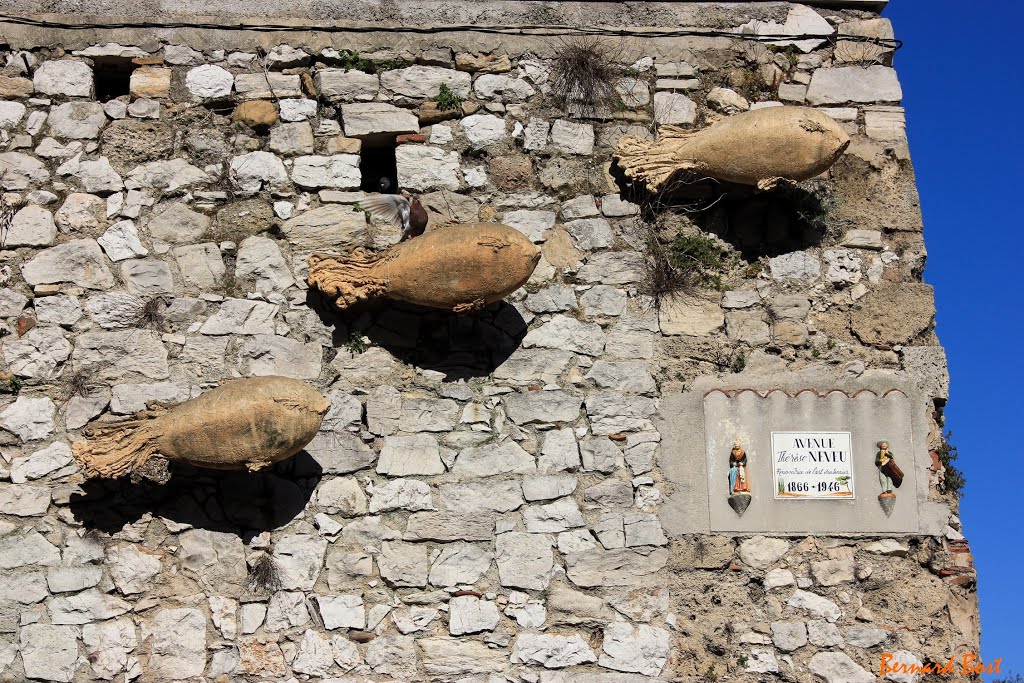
[677,385,929,533]
[771,431,855,499]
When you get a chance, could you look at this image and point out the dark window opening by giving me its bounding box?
[93,58,136,102]
[359,139,398,194]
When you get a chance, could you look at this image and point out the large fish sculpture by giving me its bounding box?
[73,377,329,479]
[308,223,541,313]
[614,106,850,192]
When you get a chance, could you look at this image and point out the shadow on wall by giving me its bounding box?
[69,451,322,541]
[611,162,836,261]
[306,288,529,382]
[686,182,837,261]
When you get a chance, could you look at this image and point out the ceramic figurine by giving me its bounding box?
[728,441,752,516]
[875,439,903,516]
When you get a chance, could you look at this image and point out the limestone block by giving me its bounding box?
[241,335,322,379]
[33,60,93,97]
[11,442,74,483]
[523,314,605,356]
[563,547,668,587]
[598,622,670,675]
[82,619,136,679]
[0,101,25,129]
[98,219,147,261]
[184,65,233,100]
[659,292,724,336]
[315,68,379,100]
[395,144,461,191]
[473,73,535,102]
[653,92,697,125]
[106,544,161,594]
[269,122,315,155]
[707,87,750,113]
[377,434,445,476]
[0,396,57,441]
[20,624,79,682]
[378,541,429,587]
[271,534,327,590]
[504,390,581,425]
[565,217,613,250]
[525,284,576,312]
[5,205,56,247]
[418,637,506,676]
[316,595,365,630]
[292,154,361,190]
[143,608,207,678]
[461,113,507,148]
[739,536,790,568]
[164,44,203,65]
[125,158,210,193]
[380,65,471,102]
[512,633,597,668]
[370,479,435,513]
[76,158,124,193]
[902,346,949,400]
[808,652,874,683]
[448,595,500,634]
[807,66,903,105]
[235,236,293,290]
[503,209,556,243]
[788,589,842,622]
[234,72,301,98]
[770,251,821,281]
[49,588,131,624]
[495,532,554,590]
[550,119,595,155]
[341,102,419,137]
[771,621,808,651]
[48,101,108,139]
[438,480,524,513]
[121,259,173,297]
[454,441,536,477]
[850,283,935,345]
[229,151,288,194]
[0,484,51,515]
[405,511,494,541]
[130,67,171,98]
[0,152,50,190]
[283,204,367,250]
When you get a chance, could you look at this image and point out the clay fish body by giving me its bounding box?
[73,376,330,479]
[614,106,851,192]
[308,223,541,312]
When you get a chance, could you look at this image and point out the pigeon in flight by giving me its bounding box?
[360,191,428,242]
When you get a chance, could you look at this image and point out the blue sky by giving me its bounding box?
[884,1,1024,674]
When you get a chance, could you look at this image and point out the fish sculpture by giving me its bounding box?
[307,223,541,313]
[614,105,850,193]
[73,376,329,479]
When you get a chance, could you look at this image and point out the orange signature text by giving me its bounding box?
[880,654,1001,676]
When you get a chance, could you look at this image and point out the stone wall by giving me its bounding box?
[0,4,979,682]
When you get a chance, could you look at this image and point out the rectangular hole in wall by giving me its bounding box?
[359,139,398,194]
[93,58,136,102]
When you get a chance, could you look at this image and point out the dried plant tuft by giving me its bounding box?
[248,553,283,593]
[548,36,625,117]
